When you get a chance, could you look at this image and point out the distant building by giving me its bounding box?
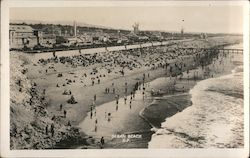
[59,35,93,47]
[76,36,93,45]
[39,34,56,47]
[132,23,139,34]
[9,24,57,49]
[181,27,184,36]
[200,33,207,39]
[9,25,38,49]
[64,37,78,46]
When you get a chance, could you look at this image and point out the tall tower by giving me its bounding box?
[74,21,77,37]
[181,19,185,36]
[181,27,184,36]
[132,22,139,34]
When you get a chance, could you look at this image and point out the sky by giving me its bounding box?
[10,6,244,34]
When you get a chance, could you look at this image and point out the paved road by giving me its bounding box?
[26,39,193,61]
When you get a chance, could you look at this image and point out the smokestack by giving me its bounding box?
[74,21,76,37]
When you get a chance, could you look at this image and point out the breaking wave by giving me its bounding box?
[148,66,244,148]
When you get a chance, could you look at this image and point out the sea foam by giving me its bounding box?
[148,66,244,148]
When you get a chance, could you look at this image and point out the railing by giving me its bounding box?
[177,47,243,53]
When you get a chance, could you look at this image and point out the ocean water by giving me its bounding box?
[148,66,244,148]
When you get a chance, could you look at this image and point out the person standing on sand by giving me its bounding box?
[45,125,48,135]
[63,110,67,118]
[51,123,54,137]
[60,104,62,111]
[95,124,97,132]
[90,111,93,119]
[95,119,98,132]
[108,113,111,122]
[67,121,71,126]
[116,104,118,111]
[100,137,105,149]
[94,94,96,101]
[124,96,127,104]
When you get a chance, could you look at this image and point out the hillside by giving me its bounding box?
[10,53,87,149]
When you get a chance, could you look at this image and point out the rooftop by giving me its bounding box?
[10,25,34,33]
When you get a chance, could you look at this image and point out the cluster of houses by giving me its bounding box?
[9,24,97,49]
[9,23,134,50]
[9,21,199,50]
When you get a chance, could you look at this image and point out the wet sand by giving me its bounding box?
[77,67,202,148]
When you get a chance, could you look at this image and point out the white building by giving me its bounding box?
[9,25,38,49]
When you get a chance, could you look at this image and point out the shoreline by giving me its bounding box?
[76,47,238,149]
[148,65,243,148]
[143,52,243,148]
[81,48,242,149]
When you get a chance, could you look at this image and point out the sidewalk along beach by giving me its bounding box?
[9,36,243,149]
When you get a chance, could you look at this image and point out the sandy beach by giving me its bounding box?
[78,49,241,148]
[10,36,243,149]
